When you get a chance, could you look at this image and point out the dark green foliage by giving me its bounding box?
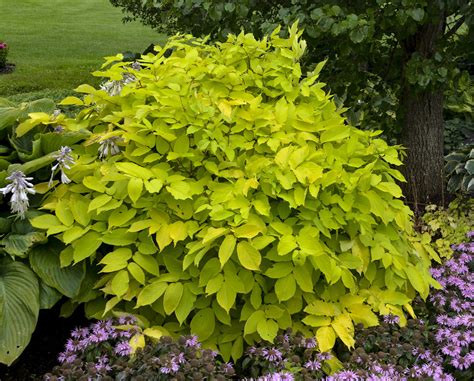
[445,145,474,195]
[337,315,434,370]
[444,118,474,154]
[238,330,335,379]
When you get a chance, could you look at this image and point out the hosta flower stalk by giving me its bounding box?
[49,146,75,187]
[98,136,122,159]
[0,171,36,219]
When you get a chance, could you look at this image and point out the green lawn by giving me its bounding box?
[0,0,165,100]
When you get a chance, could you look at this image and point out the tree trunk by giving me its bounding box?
[399,89,445,213]
[399,13,446,212]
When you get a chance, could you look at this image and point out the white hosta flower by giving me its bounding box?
[100,73,136,96]
[131,61,141,71]
[49,146,75,187]
[98,136,123,160]
[52,109,62,119]
[0,171,36,219]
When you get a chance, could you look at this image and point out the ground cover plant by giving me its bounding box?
[0,0,164,98]
[27,25,440,366]
[421,198,474,258]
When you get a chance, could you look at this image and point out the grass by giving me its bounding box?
[0,0,165,99]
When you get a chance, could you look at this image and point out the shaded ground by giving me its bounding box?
[0,64,15,75]
[0,303,87,381]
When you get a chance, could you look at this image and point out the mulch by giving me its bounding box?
[0,63,16,75]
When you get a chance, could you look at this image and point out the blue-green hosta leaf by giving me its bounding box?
[29,243,85,298]
[0,258,40,365]
[465,159,474,175]
[38,279,62,309]
[1,232,47,258]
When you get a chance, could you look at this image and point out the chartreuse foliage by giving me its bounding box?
[421,198,474,259]
[0,98,88,365]
[32,25,438,361]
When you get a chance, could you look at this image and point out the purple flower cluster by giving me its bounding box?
[429,233,474,373]
[57,315,136,371]
[46,328,234,380]
[382,314,400,325]
[0,42,7,49]
[243,330,331,380]
[329,359,455,381]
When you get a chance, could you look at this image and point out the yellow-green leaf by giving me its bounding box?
[190,308,215,341]
[133,252,160,276]
[115,162,153,180]
[256,318,279,342]
[128,178,143,203]
[218,235,236,268]
[136,281,168,307]
[72,231,102,263]
[163,283,184,315]
[111,270,129,297]
[216,281,236,313]
[236,241,261,271]
[128,262,146,285]
[274,274,296,302]
[277,235,297,256]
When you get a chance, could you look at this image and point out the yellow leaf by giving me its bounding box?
[316,326,336,352]
[143,326,169,340]
[202,227,228,245]
[218,101,232,118]
[233,224,262,239]
[129,333,145,354]
[331,313,355,348]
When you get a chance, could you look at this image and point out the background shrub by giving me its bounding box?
[32,26,437,361]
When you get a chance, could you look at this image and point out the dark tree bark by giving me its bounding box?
[399,13,446,212]
[400,90,445,212]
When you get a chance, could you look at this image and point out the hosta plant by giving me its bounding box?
[0,97,89,365]
[32,25,438,361]
[445,144,474,195]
